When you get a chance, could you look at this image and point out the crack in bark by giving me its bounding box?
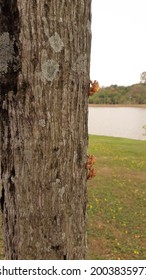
[0,0,21,259]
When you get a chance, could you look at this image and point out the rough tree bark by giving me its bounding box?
[0,0,92,259]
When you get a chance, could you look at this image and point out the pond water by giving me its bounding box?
[88,106,146,141]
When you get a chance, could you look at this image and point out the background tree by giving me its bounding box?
[0,0,92,259]
[140,72,146,84]
[89,84,146,104]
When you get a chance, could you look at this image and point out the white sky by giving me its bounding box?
[90,0,146,87]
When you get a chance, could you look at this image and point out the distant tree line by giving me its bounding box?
[89,84,146,105]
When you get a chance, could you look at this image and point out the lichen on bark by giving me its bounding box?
[49,32,64,53]
[0,32,15,76]
[41,59,59,82]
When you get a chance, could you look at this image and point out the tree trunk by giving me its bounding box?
[0,0,91,259]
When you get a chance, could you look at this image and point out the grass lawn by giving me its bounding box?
[87,135,146,260]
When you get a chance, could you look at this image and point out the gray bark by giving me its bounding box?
[0,0,92,259]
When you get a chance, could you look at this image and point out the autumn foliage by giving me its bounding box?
[86,80,99,180]
[86,155,97,180]
[89,80,100,96]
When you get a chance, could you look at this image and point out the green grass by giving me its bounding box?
[87,135,146,260]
